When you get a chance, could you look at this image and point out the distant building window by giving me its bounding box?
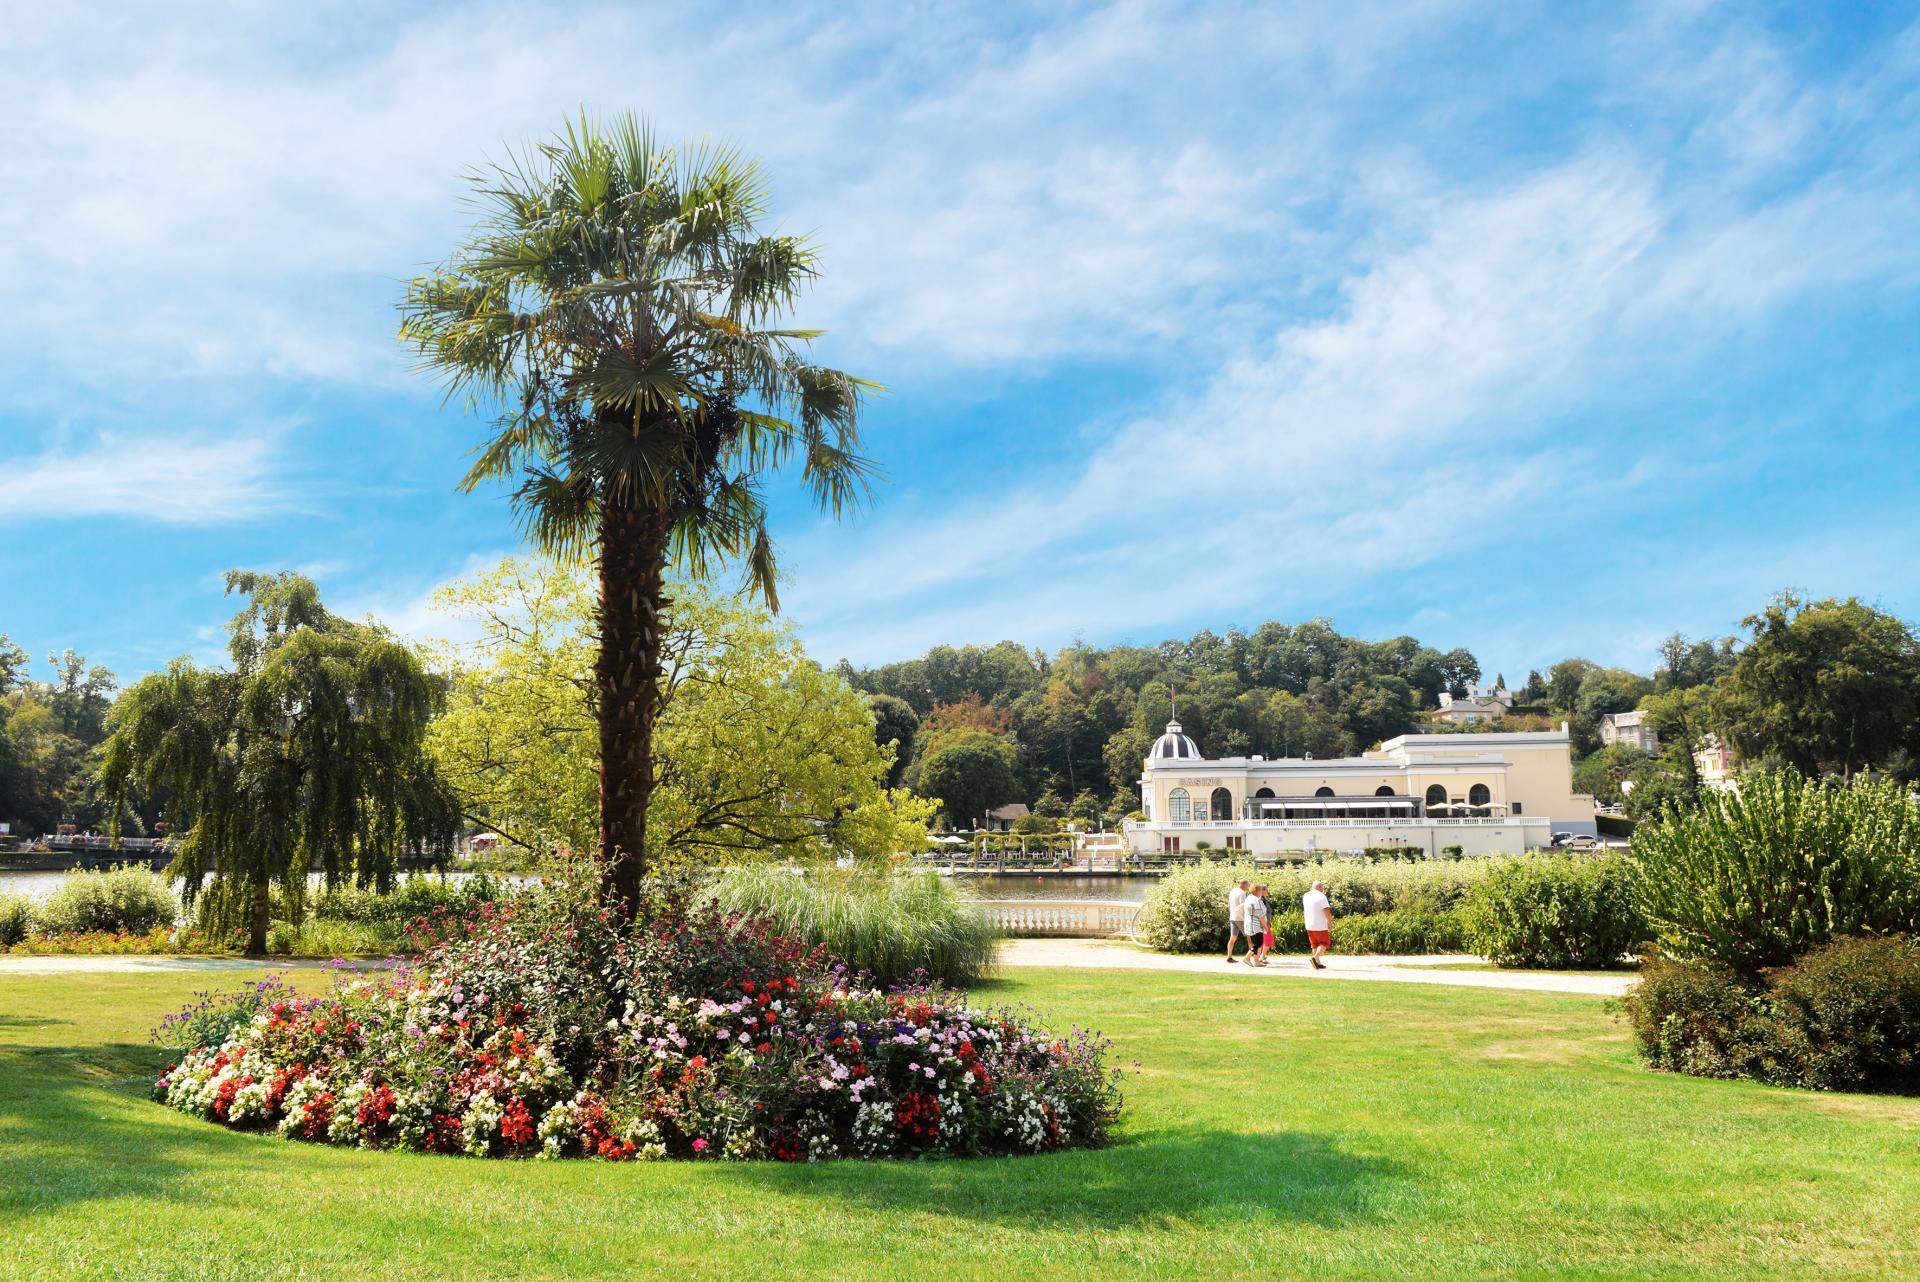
[1226,835,1245,850]
[1169,788,1191,822]
[1425,784,1448,807]
[1314,786,1335,797]
[1210,787,1233,820]
[1469,783,1491,806]
[1254,787,1275,798]
[1512,803,1523,815]
[1374,785,1396,797]
[1162,836,1181,854]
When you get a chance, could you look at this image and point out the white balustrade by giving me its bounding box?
[983,899,1140,938]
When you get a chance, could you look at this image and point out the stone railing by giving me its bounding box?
[985,900,1140,938]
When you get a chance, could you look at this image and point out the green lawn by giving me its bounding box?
[2,968,1917,1281]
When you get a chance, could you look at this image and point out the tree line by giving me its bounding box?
[842,592,1920,827]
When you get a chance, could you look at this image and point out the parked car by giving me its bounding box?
[1550,831,1574,847]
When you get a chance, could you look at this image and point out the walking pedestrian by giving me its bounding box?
[1226,878,1251,963]
[1244,883,1271,966]
[1302,880,1334,970]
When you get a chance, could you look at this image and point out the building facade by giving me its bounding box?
[1599,709,1659,753]
[1433,682,1514,724]
[1694,734,1737,793]
[1125,720,1596,856]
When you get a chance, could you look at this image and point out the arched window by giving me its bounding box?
[1314,786,1335,797]
[1468,783,1491,806]
[1374,785,1397,797]
[1254,787,1275,798]
[1168,788,1191,822]
[1210,787,1233,820]
[1425,784,1448,807]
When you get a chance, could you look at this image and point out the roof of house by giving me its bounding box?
[986,803,1031,821]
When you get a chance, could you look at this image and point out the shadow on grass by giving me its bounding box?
[726,1127,1405,1230]
[0,1013,74,1030]
[0,1041,274,1218]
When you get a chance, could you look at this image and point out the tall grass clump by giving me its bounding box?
[0,892,34,946]
[709,867,997,987]
[37,867,178,935]
[1630,772,1920,974]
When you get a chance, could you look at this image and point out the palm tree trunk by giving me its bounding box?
[598,490,672,919]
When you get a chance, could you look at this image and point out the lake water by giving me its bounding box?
[958,873,1151,903]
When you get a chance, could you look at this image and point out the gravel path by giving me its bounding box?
[0,943,1634,997]
[995,938,1635,996]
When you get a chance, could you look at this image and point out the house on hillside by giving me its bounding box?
[1600,710,1659,753]
[1434,682,1513,724]
[1694,735,1737,793]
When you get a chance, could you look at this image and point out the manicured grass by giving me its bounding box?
[3,968,1918,1280]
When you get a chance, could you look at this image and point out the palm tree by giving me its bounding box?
[400,114,877,916]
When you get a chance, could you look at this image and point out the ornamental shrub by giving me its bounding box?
[0,892,33,947]
[1629,772,1920,974]
[311,874,505,929]
[1621,936,1920,1093]
[1459,855,1640,969]
[151,885,1121,1162]
[1768,935,1920,1092]
[709,867,997,987]
[37,867,178,935]
[1335,907,1468,955]
[1138,859,1491,953]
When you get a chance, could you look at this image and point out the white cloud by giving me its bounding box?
[0,431,290,524]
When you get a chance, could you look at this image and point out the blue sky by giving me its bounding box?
[2,1,1918,689]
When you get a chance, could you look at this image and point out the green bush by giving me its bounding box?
[1338,907,1468,955]
[1619,955,1762,1079]
[310,874,504,928]
[1630,772,1920,974]
[1138,861,1483,954]
[292,918,400,957]
[1622,936,1920,1093]
[1460,855,1640,969]
[37,868,178,935]
[0,892,34,946]
[1137,863,1244,952]
[1770,935,1920,1092]
[709,867,998,987]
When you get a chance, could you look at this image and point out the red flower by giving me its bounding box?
[500,1098,536,1147]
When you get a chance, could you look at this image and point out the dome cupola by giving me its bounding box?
[1148,719,1201,764]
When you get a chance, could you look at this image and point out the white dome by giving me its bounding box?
[1148,719,1202,764]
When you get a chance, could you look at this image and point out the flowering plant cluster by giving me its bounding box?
[153,885,1122,1162]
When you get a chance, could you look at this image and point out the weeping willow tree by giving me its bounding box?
[100,571,459,954]
[399,114,877,919]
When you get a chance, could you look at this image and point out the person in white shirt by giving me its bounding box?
[1226,879,1251,964]
[1302,880,1334,970]
[1243,884,1271,966]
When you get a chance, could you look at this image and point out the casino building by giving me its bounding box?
[1124,720,1597,857]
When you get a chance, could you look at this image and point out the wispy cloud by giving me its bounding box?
[0,431,291,524]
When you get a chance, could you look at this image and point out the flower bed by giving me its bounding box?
[153,888,1121,1161]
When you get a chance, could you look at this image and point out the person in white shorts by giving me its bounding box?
[1226,879,1250,963]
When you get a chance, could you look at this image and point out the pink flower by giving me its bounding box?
[692,1138,709,1152]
